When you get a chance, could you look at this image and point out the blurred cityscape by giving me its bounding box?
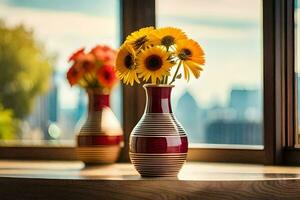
[24,76,264,145]
[23,73,86,142]
[175,87,262,145]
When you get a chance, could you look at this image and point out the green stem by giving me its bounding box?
[161,76,165,84]
[156,78,160,84]
[169,61,182,85]
[165,76,169,84]
[165,47,171,85]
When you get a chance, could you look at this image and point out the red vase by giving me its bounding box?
[76,89,123,164]
[129,84,188,177]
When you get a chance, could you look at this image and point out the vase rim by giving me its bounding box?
[143,84,175,88]
[86,88,110,95]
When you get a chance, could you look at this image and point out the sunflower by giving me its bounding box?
[136,46,173,84]
[175,39,205,80]
[115,43,140,86]
[148,27,187,49]
[125,26,154,50]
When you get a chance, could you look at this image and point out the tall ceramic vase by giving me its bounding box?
[76,89,123,164]
[129,84,188,177]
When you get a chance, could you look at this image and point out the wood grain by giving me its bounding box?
[0,146,78,160]
[1,161,300,199]
[1,177,300,200]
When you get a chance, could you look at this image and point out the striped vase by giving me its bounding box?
[76,89,123,164]
[129,84,188,177]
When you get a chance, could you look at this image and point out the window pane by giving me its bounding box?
[156,0,263,146]
[0,0,120,144]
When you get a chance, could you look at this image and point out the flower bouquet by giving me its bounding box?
[67,45,118,90]
[115,27,205,176]
[67,45,123,164]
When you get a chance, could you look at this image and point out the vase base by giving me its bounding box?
[130,152,187,177]
[77,145,120,164]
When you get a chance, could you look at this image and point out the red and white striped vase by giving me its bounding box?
[76,89,123,164]
[129,84,188,177]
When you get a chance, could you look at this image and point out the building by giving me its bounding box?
[229,88,262,120]
[175,91,205,143]
[26,78,58,140]
[204,88,263,145]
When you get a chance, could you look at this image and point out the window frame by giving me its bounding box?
[0,0,297,165]
[283,0,300,164]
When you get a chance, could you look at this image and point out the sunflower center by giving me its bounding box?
[178,48,192,60]
[133,36,147,49]
[161,36,175,47]
[145,55,163,71]
[124,54,134,69]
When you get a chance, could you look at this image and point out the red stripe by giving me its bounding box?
[130,136,188,153]
[77,135,123,146]
[88,94,110,111]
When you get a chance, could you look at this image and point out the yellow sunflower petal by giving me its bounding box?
[151,75,156,84]
[183,62,190,81]
[190,56,205,65]
[185,60,202,79]
[134,73,140,84]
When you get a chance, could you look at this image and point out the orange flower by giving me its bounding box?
[97,65,117,88]
[76,53,96,73]
[68,47,85,62]
[67,45,118,88]
[91,45,116,65]
[66,64,84,86]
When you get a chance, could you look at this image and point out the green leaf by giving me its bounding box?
[176,73,182,79]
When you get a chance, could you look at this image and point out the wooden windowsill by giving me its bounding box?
[1,161,300,199]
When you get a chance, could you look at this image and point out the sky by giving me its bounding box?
[0,0,263,109]
[157,0,263,108]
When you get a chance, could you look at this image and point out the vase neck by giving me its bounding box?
[87,90,110,112]
[144,85,173,113]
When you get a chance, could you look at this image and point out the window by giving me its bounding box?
[156,0,263,147]
[0,0,299,165]
[0,0,121,145]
